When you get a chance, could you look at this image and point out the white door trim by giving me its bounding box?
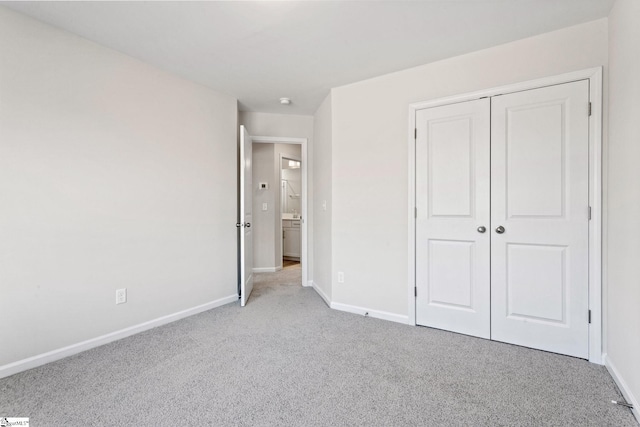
[407,67,603,364]
[252,136,309,288]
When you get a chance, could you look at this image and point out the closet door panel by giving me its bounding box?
[415,98,491,339]
[490,80,590,358]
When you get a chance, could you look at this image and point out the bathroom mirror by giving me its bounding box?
[281,157,301,216]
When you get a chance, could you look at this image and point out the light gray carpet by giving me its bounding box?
[1,267,636,426]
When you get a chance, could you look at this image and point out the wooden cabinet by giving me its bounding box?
[283,220,301,259]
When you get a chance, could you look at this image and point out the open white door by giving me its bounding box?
[239,125,253,306]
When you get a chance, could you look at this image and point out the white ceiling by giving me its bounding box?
[2,1,614,114]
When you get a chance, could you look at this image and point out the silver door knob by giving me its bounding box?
[495,225,505,234]
[477,226,486,233]
[245,222,251,228]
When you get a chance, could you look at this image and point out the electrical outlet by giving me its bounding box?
[116,288,127,305]
[262,202,268,211]
[322,200,327,211]
[337,272,344,283]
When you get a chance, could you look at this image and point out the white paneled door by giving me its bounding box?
[415,80,590,358]
[239,125,254,307]
[415,98,491,339]
[490,81,590,358]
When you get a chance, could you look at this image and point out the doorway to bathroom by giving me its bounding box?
[250,136,308,296]
[281,155,302,270]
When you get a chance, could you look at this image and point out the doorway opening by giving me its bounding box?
[281,154,302,272]
[248,136,308,303]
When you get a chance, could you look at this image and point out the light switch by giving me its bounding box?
[262,203,268,211]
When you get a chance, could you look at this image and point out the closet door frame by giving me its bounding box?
[407,67,603,364]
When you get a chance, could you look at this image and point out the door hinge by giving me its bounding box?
[415,287,417,297]
[588,310,592,324]
[588,206,592,220]
[588,102,592,116]
[414,128,417,139]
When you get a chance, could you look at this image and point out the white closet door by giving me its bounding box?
[416,98,491,338]
[490,80,590,358]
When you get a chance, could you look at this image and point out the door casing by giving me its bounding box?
[407,67,603,364]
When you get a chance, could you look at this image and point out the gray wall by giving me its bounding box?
[0,7,238,366]
[312,94,333,301]
[252,143,276,269]
[606,0,640,413]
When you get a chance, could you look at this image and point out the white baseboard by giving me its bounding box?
[330,301,409,325]
[311,281,331,306]
[604,353,640,423]
[0,294,238,379]
[252,266,282,273]
[302,280,313,288]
